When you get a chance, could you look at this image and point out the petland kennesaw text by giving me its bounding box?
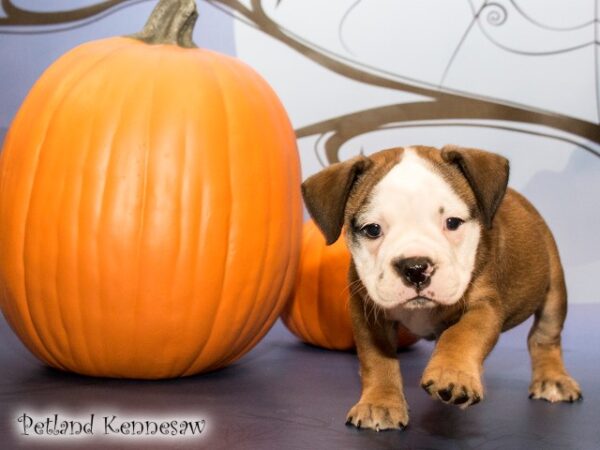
[17,413,206,437]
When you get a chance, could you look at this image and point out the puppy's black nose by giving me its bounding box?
[393,257,433,289]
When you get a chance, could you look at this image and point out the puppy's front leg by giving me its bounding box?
[421,300,502,407]
[346,291,408,431]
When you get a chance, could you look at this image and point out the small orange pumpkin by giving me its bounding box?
[282,220,419,350]
[0,0,301,378]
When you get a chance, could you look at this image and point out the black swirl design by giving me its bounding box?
[0,0,598,164]
[483,2,508,26]
[0,0,150,34]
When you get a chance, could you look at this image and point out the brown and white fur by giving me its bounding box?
[302,145,582,431]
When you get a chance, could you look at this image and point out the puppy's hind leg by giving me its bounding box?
[527,256,582,403]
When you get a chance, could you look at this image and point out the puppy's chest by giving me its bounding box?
[386,307,441,340]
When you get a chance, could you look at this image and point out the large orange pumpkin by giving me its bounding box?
[0,0,301,378]
[282,220,419,350]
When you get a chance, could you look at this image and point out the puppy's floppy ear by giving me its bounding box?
[441,145,509,229]
[302,156,372,245]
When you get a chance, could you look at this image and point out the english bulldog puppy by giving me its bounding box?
[302,145,582,431]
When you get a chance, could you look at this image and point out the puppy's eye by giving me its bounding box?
[360,223,382,239]
[446,217,465,231]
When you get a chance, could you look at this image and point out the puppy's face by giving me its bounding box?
[348,149,480,310]
[302,145,509,311]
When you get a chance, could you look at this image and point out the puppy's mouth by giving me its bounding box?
[402,296,437,309]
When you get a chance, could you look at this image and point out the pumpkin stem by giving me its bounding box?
[129,0,198,48]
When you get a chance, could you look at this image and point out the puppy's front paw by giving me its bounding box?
[421,365,483,408]
[345,400,409,431]
[529,374,582,403]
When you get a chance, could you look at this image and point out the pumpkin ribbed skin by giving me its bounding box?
[0,34,301,378]
[282,220,419,351]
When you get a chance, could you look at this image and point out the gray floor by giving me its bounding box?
[1,305,598,450]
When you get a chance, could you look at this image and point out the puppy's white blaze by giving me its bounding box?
[350,149,480,312]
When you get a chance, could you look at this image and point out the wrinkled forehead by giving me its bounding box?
[346,146,477,221]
